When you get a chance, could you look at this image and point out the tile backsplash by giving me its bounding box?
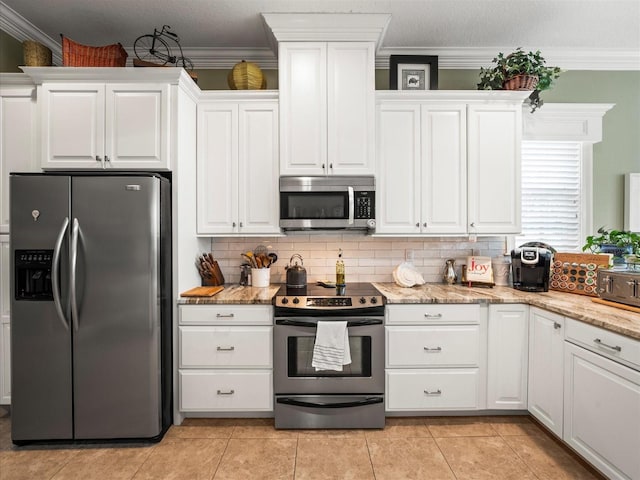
[209,235,509,285]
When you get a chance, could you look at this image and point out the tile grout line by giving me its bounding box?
[128,443,158,480]
[363,434,377,480]
[292,436,298,480]
[425,420,461,480]
[496,428,544,480]
[209,434,232,480]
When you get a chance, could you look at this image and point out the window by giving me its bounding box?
[514,141,592,252]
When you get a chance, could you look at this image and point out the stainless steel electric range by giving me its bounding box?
[273,283,385,429]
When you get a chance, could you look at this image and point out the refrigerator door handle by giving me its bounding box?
[52,216,70,331]
[70,217,80,332]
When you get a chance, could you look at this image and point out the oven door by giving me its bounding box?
[273,317,384,395]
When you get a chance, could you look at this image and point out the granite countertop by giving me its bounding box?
[178,284,280,305]
[177,283,640,340]
[373,283,640,340]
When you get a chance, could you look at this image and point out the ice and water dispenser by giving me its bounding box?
[14,249,54,300]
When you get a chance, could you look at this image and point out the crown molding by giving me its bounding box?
[0,1,62,65]
[2,2,638,71]
[376,47,640,71]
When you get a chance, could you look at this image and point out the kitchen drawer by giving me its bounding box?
[565,318,639,370]
[386,325,480,367]
[179,304,273,325]
[179,370,273,411]
[179,326,272,368]
[386,304,480,325]
[386,369,480,411]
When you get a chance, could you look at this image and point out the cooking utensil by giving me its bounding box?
[267,252,278,266]
[285,254,307,288]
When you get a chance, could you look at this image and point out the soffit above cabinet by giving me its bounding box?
[261,13,391,53]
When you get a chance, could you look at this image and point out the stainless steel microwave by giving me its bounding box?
[279,176,376,231]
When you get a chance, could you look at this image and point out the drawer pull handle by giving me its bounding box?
[424,313,443,319]
[216,313,235,318]
[423,346,442,352]
[217,389,235,395]
[424,389,442,396]
[553,322,562,329]
[593,338,621,352]
[216,346,235,351]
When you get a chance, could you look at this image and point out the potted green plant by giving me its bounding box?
[582,227,640,266]
[477,48,561,112]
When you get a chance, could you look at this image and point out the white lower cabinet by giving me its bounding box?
[528,307,564,437]
[180,370,272,411]
[385,304,485,411]
[564,319,640,480]
[178,305,273,414]
[487,304,528,410]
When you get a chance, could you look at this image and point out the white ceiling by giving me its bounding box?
[1,0,639,69]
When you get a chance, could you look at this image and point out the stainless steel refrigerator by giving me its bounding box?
[10,172,172,443]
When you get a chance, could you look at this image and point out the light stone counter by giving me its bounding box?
[373,283,640,340]
[177,284,280,305]
[176,283,639,340]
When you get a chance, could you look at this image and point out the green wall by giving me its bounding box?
[2,30,638,230]
[0,30,24,72]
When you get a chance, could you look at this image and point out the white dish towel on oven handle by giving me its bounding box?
[312,321,351,371]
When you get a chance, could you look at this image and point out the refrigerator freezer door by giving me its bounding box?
[71,176,162,439]
[10,175,73,441]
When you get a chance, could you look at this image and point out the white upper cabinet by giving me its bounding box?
[279,42,375,176]
[467,104,522,234]
[263,13,389,177]
[376,99,467,235]
[22,67,200,172]
[376,92,527,236]
[41,83,168,169]
[197,94,280,236]
[0,77,39,233]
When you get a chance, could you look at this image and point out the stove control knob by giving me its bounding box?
[281,298,289,305]
[359,297,367,304]
[370,297,378,304]
[292,297,300,304]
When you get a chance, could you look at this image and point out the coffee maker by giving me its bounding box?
[511,243,554,292]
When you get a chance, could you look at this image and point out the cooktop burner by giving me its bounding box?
[274,282,384,311]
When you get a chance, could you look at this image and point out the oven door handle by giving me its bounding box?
[276,397,383,409]
[275,318,383,327]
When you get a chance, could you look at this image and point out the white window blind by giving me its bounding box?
[515,141,583,252]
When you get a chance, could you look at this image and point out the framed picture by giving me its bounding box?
[389,55,438,90]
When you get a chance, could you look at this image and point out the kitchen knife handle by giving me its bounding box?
[52,217,70,331]
[70,218,80,332]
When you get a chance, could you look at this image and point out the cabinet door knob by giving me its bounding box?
[95,155,101,162]
[423,222,427,227]
[232,222,236,227]
[322,164,326,169]
[239,222,243,228]
[329,163,333,169]
[470,222,475,227]
[416,223,420,227]
[553,322,562,329]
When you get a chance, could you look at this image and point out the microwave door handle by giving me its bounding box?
[348,186,354,225]
[52,216,70,331]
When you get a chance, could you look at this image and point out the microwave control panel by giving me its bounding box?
[355,192,375,219]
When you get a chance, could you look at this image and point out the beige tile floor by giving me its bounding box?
[0,409,606,480]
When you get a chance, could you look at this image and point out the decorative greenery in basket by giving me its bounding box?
[582,226,640,265]
[477,48,561,112]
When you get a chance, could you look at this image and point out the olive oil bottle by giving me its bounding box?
[336,248,345,286]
